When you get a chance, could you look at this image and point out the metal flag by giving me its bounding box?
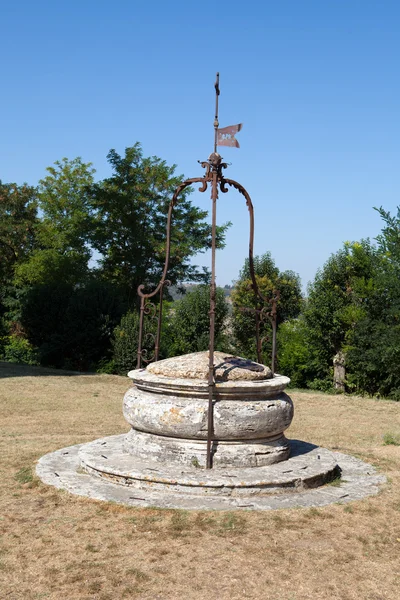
[217,123,243,148]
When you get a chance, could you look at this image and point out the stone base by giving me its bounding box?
[123,429,290,468]
[36,435,387,510]
[77,434,339,496]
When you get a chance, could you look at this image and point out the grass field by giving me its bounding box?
[0,361,399,600]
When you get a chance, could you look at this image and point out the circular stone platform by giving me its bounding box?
[36,437,386,510]
[79,435,339,495]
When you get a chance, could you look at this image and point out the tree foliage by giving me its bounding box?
[231,252,302,362]
[0,181,38,286]
[89,144,229,302]
[303,240,381,385]
[14,158,95,286]
[277,317,313,388]
[4,143,400,398]
[20,281,125,370]
[1,143,231,371]
[112,311,141,375]
[167,285,229,357]
[344,207,400,398]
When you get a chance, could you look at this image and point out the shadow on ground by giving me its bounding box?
[289,439,319,456]
[0,361,98,379]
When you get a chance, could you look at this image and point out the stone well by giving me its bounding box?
[123,351,293,468]
[36,350,386,509]
[76,351,342,497]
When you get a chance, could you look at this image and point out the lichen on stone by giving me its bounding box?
[146,351,272,381]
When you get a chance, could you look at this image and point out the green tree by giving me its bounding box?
[112,311,140,375]
[303,240,379,387]
[0,181,38,286]
[231,252,302,362]
[57,281,125,371]
[0,181,38,342]
[167,285,229,356]
[277,317,313,387]
[20,280,125,370]
[20,282,74,349]
[345,207,400,398]
[374,205,400,264]
[15,157,95,286]
[89,144,229,303]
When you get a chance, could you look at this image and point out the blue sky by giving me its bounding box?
[1,1,399,290]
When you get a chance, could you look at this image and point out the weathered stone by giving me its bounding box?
[36,438,387,510]
[123,429,290,468]
[36,350,387,511]
[125,355,293,467]
[79,435,338,494]
[334,351,346,391]
[146,351,272,381]
[123,388,294,442]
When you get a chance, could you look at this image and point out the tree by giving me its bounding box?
[89,144,229,303]
[20,282,75,349]
[303,240,380,387]
[277,317,314,388]
[14,157,95,286]
[345,207,400,398]
[112,311,141,375]
[20,280,125,370]
[0,181,38,342]
[374,205,400,264]
[347,310,400,399]
[0,181,38,287]
[231,252,302,362]
[167,285,229,356]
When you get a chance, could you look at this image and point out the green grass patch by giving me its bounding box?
[383,432,400,446]
[15,466,33,484]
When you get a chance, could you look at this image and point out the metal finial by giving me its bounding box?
[214,72,220,153]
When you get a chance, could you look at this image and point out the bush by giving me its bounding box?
[20,282,74,348]
[113,311,141,375]
[277,318,312,387]
[96,358,116,374]
[167,285,228,357]
[231,253,302,362]
[307,377,335,394]
[55,281,125,371]
[20,280,126,370]
[1,335,39,365]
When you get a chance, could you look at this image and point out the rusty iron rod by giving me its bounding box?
[270,294,278,376]
[214,72,220,154]
[271,319,277,376]
[206,168,218,469]
[137,297,145,369]
[154,284,164,362]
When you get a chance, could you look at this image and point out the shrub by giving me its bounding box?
[20,280,125,371]
[58,281,125,371]
[167,285,228,357]
[277,318,312,387]
[1,335,39,365]
[112,311,141,375]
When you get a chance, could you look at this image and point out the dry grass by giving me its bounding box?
[0,361,399,600]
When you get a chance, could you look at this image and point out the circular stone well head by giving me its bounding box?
[123,351,293,468]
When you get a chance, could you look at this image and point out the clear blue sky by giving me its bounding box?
[1,1,399,290]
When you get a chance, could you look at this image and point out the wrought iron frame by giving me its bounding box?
[136,73,279,469]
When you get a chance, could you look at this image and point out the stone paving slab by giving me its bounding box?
[36,438,387,511]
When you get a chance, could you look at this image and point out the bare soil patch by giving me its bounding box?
[0,362,399,599]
